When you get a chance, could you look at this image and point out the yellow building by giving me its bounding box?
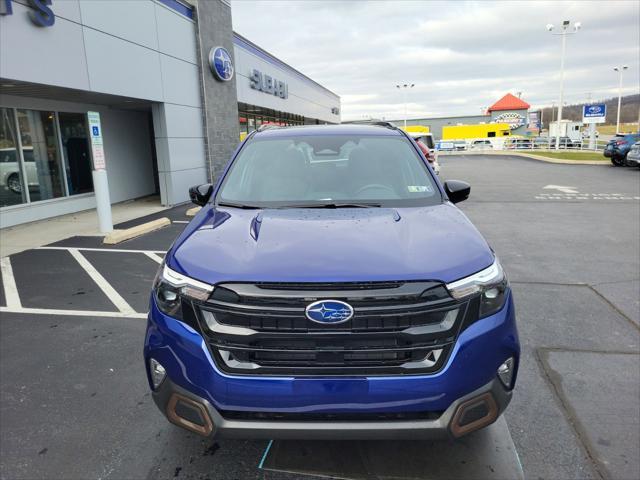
[442,123,511,140]
[402,125,430,134]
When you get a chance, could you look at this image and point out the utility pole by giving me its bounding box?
[613,66,628,134]
[547,20,581,150]
[396,83,414,128]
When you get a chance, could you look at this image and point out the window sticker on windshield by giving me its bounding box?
[408,186,429,193]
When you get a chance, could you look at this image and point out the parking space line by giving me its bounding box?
[37,246,166,254]
[68,248,137,314]
[144,252,164,264]
[0,306,146,319]
[173,220,189,224]
[0,257,22,308]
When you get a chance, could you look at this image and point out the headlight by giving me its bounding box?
[446,259,508,318]
[153,264,214,319]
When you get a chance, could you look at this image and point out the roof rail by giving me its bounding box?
[348,120,400,130]
[256,124,283,132]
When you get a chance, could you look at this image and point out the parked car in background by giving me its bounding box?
[504,138,533,150]
[436,141,455,151]
[470,140,493,150]
[0,147,37,194]
[604,134,640,166]
[414,138,441,175]
[625,141,640,167]
[453,141,467,151]
[533,137,552,149]
[542,136,579,149]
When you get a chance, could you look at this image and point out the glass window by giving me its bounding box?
[239,115,248,134]
[16,109,65,202]
[58,112,93,195]
[217,135,441,208]
[0,107,27,207]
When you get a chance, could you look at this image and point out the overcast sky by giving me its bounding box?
[231,0,639,121]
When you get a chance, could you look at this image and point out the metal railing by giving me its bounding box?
[436,137,610,154]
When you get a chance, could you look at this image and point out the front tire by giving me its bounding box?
[7,174,22,194]
[611,155,625,166]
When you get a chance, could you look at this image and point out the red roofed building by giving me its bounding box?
[487,93,531,112]
[487,93,531,135]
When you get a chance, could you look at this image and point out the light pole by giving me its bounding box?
[396,83,414,128]
[547,20,581,150]
[613,65,628,134]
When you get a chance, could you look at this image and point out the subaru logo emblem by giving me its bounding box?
[209,46,234,82]
[305,300,354,324]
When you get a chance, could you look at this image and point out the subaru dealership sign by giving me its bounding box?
[582,104,606,124]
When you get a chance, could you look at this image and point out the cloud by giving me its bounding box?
[232,0,640,120]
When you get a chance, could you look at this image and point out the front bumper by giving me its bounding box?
[144,292,519,439]
[625,155,640,166]
[152,375,511,440]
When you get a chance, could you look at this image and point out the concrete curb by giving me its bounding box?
[186,206,201,217]
[440,150,610,165]
[510,152,610,165]
[103,217,171,245]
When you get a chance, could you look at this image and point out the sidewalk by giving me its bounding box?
[0,196,168,258]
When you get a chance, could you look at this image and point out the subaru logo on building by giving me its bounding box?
[305,300,354,324]
[209,46,234,82]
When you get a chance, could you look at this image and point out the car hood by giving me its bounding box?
[168,204,494,285]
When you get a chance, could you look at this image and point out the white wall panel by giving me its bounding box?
[51,0,81,23]
[160,54,201,107]
[83,28,163,101]
[100,109,156,203]
[161,138,206,172]
[0,3,89,90]
[79,0,158,50]
[155,3,198,64]
[163,104,204,138]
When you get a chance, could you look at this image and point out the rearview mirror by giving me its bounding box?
[188,184,213,206]
[444,180,470,204]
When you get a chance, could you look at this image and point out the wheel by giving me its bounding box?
[611,156,625,167]
[7,173,22,194]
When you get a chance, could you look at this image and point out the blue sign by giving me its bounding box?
[209,47,234,82]
[305,300,354,324]
[583,104,606,118]
[92,126,99,136]
[0,0,55,27]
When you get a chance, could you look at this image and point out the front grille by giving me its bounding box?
[195,281,473,376]
[219,410,443,422]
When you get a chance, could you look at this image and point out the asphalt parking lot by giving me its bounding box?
[1,154,638,480]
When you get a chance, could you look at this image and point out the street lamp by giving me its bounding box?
[547,20,581,150]
[613,65,628,134]
[396,83,414,128]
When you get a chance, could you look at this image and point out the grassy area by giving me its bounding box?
[598,123,639,135]
[531,151,608,161]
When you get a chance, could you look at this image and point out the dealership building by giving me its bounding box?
[0,0,340,228]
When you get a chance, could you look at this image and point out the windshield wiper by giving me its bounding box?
[283,202,382,209]
[216,201,262,209]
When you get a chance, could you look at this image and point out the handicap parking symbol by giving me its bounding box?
[92,126,100,136]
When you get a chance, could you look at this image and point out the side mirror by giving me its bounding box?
[444,180,470,204]
[188,183,213,206]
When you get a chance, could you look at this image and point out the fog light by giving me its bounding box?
[149,358,166,389]
[497,357,515,389]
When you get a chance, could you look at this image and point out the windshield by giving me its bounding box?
[216,134,441,208]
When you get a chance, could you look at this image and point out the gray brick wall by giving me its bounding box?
[193,0,240,183]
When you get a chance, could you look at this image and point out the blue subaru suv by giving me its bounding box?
[144,123,519,439]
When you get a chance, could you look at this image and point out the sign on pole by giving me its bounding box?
[582,104,606,124]
[87,111,106,170]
